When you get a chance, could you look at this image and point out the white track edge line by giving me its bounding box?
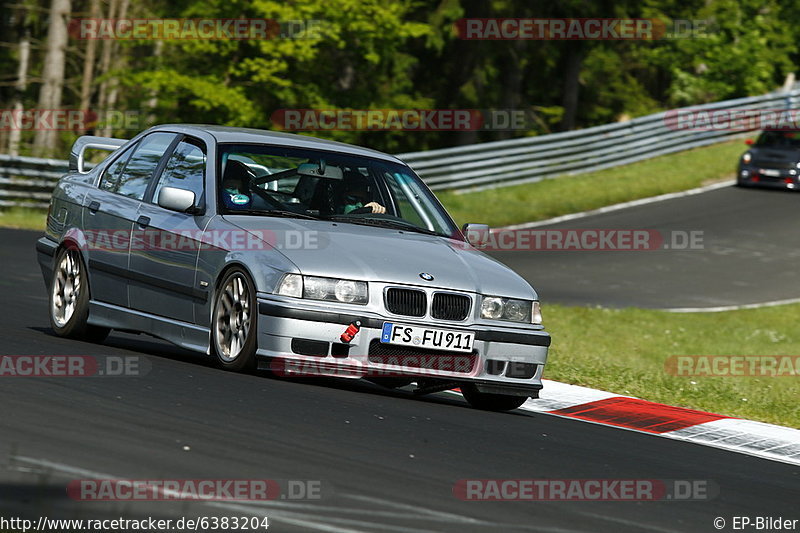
[498,180,734,230]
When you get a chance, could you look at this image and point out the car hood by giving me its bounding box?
[224,216,538,299]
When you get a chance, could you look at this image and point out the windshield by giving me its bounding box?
[217,143,460,238]
[755,130,800,147]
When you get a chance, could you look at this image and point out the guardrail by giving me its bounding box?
[0,154,69,209]
[1,87,799,206]
[398,87,800,191]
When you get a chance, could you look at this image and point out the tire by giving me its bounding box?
[49,247,110,342]
[461,383,528,411]
[212,268,258,372]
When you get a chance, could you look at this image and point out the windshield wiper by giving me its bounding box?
[225,209,320,220]
[325,215,440,236]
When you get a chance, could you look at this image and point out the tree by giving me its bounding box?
[33,0,71,156]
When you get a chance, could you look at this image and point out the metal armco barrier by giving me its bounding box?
[398,87,800,191]
[2,87,799,206]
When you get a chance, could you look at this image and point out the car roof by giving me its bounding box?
[150,124,403,163]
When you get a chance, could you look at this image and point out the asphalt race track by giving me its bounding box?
[1,220,799,532]
[491,185,800,309]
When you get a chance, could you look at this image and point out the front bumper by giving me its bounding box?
[256,297,550,397]
[738,164,799,189]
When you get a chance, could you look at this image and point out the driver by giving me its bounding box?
[341,171,385,214]
[221,160,252,209]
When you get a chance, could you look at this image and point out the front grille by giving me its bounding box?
[432,292,471,321]
[385,288,426,317]
[753,159,795,170]
[368,340,477,374]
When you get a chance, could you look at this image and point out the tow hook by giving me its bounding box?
[340,321,361,343]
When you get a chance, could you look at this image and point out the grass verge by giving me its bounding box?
[438,140,745,228]
[0,207,46,231]
[544,303,800,428]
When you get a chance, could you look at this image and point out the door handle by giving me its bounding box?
[136,215,151,228]
[88,201,100,213]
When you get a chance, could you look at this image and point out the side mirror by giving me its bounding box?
[745,138,754,145]
[462,223,490,247]
[158,187,196,213]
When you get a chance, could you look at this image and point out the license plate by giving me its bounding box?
[761,168,781,177]
[380,323,475,353]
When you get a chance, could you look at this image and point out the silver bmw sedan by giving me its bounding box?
[36,124,550,411]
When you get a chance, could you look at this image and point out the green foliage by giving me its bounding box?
[2,0,800,154]
[638,0,797,105]
[119,0,435,151]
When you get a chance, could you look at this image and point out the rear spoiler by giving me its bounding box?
[69,135,128,174]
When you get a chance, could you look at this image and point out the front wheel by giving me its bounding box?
[49,247,110,342]
[461,384,528,411]
[212,268,258,372]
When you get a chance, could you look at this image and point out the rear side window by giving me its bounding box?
[99,143,137,193]
[111,133,177,200]
[152,139,206,205]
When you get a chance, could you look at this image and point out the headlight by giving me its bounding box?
[276,274,368,304]
[742,152,752,164]
[480,296,540,324]
[481,297,504,319]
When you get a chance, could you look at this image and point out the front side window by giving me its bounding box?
[152,139,206,205]
[216,144,459,238]
[113,132,177,200]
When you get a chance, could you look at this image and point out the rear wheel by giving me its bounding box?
[212,268,258,372]
[461,384,528,411]
[49,247,110,342]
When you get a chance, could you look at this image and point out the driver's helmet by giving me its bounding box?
[221,160,252,209]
